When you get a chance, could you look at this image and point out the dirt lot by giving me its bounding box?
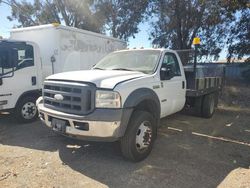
[0,107,250,188]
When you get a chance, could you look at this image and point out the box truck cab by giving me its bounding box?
[0,24,126,122]
[0,40,42,122]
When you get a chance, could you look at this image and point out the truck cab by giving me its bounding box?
[0,40,42,122]
[37,48,223,161]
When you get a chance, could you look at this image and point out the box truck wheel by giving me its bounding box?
[16,96,38,123]
[120,111,157,162]
[201,93,215,118]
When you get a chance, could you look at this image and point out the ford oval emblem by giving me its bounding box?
[54,94,64,101]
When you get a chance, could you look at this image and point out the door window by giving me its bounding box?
[0,49,14,77]
[162,53,181,76]
[16,44,34,70]
[0,43,34,78]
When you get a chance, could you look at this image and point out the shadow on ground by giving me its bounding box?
[0,109,250,188]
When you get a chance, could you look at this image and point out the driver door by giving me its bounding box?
[159,52,186,117]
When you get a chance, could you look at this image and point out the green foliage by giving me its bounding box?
[148,0,234,61]
[6,0,105,33]
[96,0,149,41]
[2,0,249,60]
[5,0,148,41]
[227,9,250,62]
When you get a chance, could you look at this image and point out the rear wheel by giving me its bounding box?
[120,111,157,162]
[201,93,215,118]
[16,96,38,123]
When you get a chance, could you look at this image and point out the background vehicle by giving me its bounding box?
[0,24,126,122]
[37,47,224,162]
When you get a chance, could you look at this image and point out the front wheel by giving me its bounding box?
[15,96,38,123]
[120,111,157,162]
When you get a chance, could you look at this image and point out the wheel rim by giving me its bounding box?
[209,97,215,114]
[135,121,152,152]
[21,102,37,120]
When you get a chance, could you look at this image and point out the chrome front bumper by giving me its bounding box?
[37,100,122,141]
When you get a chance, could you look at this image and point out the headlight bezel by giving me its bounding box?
[95,90,122,109]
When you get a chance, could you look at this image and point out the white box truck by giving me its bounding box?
[0,24,126,122]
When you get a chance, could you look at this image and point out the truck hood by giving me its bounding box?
[46,70,146,89]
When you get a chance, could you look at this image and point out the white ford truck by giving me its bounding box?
[37,49,224,161]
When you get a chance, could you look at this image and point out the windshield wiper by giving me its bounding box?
[111,68,133,71]
[93,67,105,70]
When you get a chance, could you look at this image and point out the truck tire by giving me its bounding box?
[15,96,38,123]
[201,93,215,118]
[120,111,157,162]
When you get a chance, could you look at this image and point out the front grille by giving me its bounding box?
[43,80,95,115]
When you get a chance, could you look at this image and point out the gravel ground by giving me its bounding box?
[0,108,250,188]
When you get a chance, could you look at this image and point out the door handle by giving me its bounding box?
[182,81,185,89]
[32,76,36,86]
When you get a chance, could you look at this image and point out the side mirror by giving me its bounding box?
[160,65,174,80]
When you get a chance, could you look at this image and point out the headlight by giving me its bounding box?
[95,90,121,108]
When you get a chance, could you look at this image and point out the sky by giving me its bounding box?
[0,2,227,60]
[0,3,17,38]
[0,3,151,47]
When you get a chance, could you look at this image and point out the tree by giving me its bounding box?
[6,0,106,33]
[224,1,250,62]
[149,0,233,61]
[96,0,149,41]
[4,0,149,41]
[227,11,250,62]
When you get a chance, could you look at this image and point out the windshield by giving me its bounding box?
[93,50,161,74]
